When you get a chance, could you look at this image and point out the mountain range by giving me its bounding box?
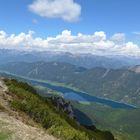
[0,61,140,107]
[1,49,140,69]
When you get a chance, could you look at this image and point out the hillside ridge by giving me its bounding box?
[0,78,58,140]
[0,77,115,140]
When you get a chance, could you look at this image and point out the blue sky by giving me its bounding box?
[0,0,140,37]
[0,0,140,56]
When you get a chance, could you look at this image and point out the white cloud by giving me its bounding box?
[132,32,140,36]
[28,0,81,22]
[0,30,140,56]
[111,33,126,42]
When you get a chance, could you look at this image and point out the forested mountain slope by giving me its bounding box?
[0,61,140,106]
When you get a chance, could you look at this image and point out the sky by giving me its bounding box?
[0,0,140,56]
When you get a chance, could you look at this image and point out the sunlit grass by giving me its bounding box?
[0,131,11,140]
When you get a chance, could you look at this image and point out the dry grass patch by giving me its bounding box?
[0,103,5,111]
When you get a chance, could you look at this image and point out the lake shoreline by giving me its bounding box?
[0,70,137,109]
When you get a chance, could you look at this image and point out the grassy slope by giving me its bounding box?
[4,79,114,140]
[71,102,140,140]
[0,132,10,140]
[0,105,11,140]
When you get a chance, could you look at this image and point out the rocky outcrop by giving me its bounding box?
[49,96,75,119]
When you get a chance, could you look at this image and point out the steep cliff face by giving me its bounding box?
[50,96,75,119]
[49,96,97,131]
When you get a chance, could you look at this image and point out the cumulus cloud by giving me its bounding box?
[28,0,81,22]
[111,33,126,42]
[0,30,140,56]
[0,30,48,50]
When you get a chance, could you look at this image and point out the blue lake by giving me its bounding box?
[27,79,137,109]
[0,71,137,109]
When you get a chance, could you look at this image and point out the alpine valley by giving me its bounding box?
[0,49,140,140]
[1,1,140,140]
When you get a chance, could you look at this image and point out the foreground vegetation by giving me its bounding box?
[0,131,10,140]
[4,79,114,140]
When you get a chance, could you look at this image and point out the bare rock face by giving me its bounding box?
[50,96,75,120]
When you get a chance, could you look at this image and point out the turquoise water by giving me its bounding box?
[0,71,137,109]
[28,79,136,109]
